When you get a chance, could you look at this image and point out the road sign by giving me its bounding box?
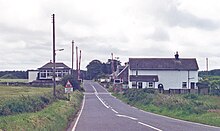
[65,80,73,93]
[65,80,73,88]
[65,88,73,93]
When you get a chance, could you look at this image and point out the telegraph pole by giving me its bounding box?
[76,46,79,80]
[72,40,74,74]
[79,50,82,80]
[52,14,56,97]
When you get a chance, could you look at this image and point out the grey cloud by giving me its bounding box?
[147,28,170,41]
[124,42,171,57]
[148,0,219,30]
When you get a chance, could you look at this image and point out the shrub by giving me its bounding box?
[60,75,80,90]
[0,93,56,116]
[210,89,220,96]
[183,94,198,100]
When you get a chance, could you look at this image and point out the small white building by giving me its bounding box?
[28,70,38,82]
[128,53,199,90]
[28,62,71,83]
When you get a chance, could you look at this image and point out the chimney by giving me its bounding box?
[175,51,179,60]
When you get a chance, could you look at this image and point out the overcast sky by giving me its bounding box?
[0,0,220,71]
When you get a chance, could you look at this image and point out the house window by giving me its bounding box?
[132,82,137,88]
[40,73,46,78]
[182,82,187,88]
[149,82,153,88]
[191,82,195,89]
[138,82,143,89]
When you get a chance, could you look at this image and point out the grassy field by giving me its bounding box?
[113,89,220,127]
[0,86,51,100]
[0,79,28,83]
[0,91,83,131]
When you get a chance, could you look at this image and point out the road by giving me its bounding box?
[72,80,220,131]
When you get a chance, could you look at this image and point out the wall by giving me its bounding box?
[28,70,38,82]
[128,69,198,90]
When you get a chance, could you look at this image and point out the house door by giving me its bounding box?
[191,82,195,89]
[158,84,164,89]
[138,82,143,89]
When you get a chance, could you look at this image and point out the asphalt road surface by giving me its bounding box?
[72,80,220,131]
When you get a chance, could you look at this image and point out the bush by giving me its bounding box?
[0,91,84,131]
[210,89,220,96]
[183,94,198,100]
[0,93,55,116]
[60,75,80,90]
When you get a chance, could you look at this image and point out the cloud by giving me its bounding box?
[147,28,170,41]
[1,0,220,71]
[144,0,219,30]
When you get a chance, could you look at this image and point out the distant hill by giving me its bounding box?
[0,71,27,79]
[199,69,220,77]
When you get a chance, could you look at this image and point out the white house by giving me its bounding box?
[28,61,71,83]
[127,53,199,90]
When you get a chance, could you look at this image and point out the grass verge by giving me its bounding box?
[0,90,83,131]
[112,89,220,127]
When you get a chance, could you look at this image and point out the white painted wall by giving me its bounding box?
[128,69,198,90]
[28,70,38,82]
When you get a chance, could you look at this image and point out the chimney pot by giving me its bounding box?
[175,51,179,60]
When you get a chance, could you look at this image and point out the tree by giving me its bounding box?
[60,75,80,90]
[86,60,103,80]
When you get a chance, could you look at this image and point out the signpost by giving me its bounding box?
[65,80,73,93]
[65,80,73,100]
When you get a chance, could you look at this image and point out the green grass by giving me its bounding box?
[113,89,220,127]
[0,86,52,105]
[0,90,83,131]
[0,79,28,83]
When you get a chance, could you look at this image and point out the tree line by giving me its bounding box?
[0,71,27,79]
[86,59,121,80]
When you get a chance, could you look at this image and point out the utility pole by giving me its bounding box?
[79,50,82,80]
[76,46,79,80]
[72,40,74,74]
[206,58,209,72]
[52,14,56,97]
[111,53,114,78]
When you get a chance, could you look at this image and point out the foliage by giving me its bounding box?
[60,75,80,90]
[1,74,18,79]
[0,71,27,79]
[86,60,103,80]
[0,85,69,116]
[199,75,220,95]
[113,89,220,126]
[0,92,56,116]
[0,91,83,131]
[199,69,220,77]
[86,59,121,80]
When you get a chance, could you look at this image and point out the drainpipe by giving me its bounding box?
[188,70,190,89]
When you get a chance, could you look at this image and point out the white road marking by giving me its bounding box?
[138,122,163,131]
[72,95,85,131]
[136,108,220,129]
[116,114,137,120]
[95,94,109,108]
[111,108,119,114]
[98,83,109,92]
[91,85,98,93]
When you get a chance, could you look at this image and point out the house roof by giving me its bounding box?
[130,75,159,82]
[129,58,199,71]
[39,62,71,70]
